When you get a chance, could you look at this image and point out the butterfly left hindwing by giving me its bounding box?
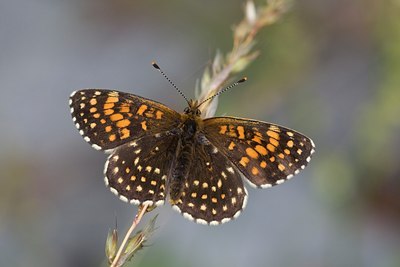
[105,134,179,206]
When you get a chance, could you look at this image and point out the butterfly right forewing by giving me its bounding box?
[203,117,315,188]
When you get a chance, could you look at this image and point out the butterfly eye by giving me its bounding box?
[196,109,201,116]
[184,107,190,114]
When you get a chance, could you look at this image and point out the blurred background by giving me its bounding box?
[1,0,399,266]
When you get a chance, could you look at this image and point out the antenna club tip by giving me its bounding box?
[238,77,248,83]
[152,61,160,69]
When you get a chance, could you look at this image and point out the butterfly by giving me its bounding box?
[69,63,315,225]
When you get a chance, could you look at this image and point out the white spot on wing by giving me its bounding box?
[92,144,102,150]
[310,139,315,148]
[119,195,128,202]
[109,187,118,196]
[260,183,272,188]
[227,167,234,173]
[142,200,154,206]
[130,199,140,205]
[276,179,285,184]
[196,219,208,225]
[172,205,181,213]
[104,148,115,154]
[245,179,258,188]
[242,190,248,209]
[287,174,294,179]
[210,221,219,226]
[84,136,90,142]
[129,141,138,147]
[233,210,242,219]
[104,157,110,175]
[183,212,194,221]
[70,90,78,97]
[154,200,165,206]
[221,218,231,224]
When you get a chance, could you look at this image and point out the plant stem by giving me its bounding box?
[110,204,149,267]
[198,0,290,117]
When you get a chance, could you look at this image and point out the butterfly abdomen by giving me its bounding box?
[169,118,198,203]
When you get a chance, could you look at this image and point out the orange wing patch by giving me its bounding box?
[156,110,164,119]
[136,105,147,115]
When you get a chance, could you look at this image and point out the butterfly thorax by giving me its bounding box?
[169,100,204,204]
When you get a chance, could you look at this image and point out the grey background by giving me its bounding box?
[1,1,399,267]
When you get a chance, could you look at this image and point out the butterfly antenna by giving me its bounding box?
[152,61,190,104]
[196,77,247,108]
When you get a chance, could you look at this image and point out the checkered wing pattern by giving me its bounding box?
[172,141,247,225]
[104,134,178,205]
[69,88,316,225]
[203,117,315,188]
[69,89,181,151]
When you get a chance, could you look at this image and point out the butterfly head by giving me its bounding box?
[184,99,201,117]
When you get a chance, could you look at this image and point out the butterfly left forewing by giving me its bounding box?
[203,117,315,188]
[69,89,181,151]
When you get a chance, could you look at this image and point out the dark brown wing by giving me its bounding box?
[203,117,315,188]
[104,134,179,206]
[69,89,181,151]
[172,140,247,225]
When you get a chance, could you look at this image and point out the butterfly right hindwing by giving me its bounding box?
[172,139,248,225]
